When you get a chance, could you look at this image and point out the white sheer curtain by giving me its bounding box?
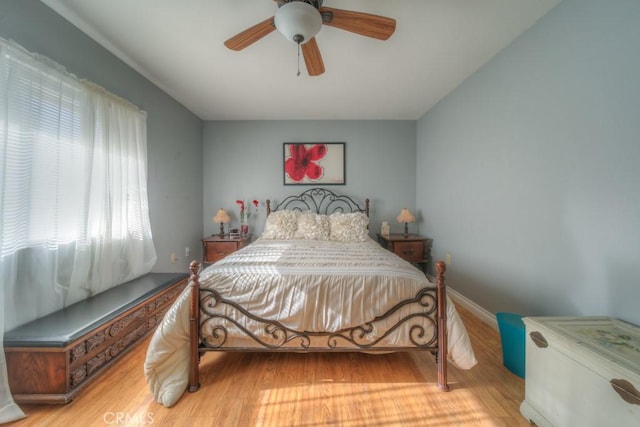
[0,39,157,423]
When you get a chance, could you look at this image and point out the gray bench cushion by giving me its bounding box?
[4,272,188,348]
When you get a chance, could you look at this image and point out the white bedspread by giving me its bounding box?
[144,238,477,407]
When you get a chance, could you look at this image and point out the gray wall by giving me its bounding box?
[0,0,204,273]
[203,121,416,238]
[416,0,640,325]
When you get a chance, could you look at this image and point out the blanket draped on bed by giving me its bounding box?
[144,238,477,407]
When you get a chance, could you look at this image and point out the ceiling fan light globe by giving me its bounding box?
[274,1,322,45]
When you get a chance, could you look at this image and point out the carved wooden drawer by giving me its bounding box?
[520,316,640,426]
[4,274,187,404]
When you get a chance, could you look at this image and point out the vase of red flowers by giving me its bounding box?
[236,199,259,236]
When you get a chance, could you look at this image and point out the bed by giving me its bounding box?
[144,188,477,407]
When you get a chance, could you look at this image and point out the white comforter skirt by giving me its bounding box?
[145,238,477,407]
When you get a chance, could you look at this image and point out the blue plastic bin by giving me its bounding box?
[496,312,525,378]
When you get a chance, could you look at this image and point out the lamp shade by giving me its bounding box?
[213,208,231,224]
[274,1,322,45]
[396,208,415,224]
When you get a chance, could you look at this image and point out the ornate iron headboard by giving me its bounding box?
[266,188,369,217]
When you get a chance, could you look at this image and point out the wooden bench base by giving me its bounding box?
[4,273,187,404]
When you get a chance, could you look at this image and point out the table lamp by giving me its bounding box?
[213,208,231,237]
[396,208,415,237]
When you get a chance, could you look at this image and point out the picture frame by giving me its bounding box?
[283,142,345,185]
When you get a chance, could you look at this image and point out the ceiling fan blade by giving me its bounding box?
[301,37,325,76]
[224,17,276,51]
[319,7,396,40]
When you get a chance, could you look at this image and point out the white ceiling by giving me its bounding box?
[41,0,561,121]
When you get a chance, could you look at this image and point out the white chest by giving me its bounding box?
[520,316,640,427]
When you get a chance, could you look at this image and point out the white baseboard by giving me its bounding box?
[447,287,498,330]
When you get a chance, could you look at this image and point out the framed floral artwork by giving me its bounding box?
[283,142,345,185]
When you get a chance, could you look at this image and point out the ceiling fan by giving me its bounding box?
[224,0,396,76]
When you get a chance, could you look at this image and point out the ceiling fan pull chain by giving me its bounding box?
[293,34,304,77]
[297,42,301,76]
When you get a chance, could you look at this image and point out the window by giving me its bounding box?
[0,39,157,340]
[1,38,159,420]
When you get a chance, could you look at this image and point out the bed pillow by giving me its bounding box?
[328,212,369,242]
[294,212,330,240]
[261,210,298,239]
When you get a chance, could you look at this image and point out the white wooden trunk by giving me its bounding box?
[520,317,640,427]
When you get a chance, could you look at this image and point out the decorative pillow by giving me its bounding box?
[294,212,330,240]
[261,210,298,240]
[328,212,369,242]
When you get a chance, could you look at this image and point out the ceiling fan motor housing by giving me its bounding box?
[274,1,322,45]
[225,0,395,76]
[277,0,323,9]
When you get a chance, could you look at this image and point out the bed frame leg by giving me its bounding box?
[436,260,450,392]
[188,260,201,392]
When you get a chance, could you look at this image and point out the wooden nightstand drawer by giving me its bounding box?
[376,233,432,274]
[201,235,251,264]
[393,241,424,263]
[205,243,236,263]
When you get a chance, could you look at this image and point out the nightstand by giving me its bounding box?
[201,234,251,264]
[376,233,432,273]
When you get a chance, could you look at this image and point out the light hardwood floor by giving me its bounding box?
[7,305,529,427]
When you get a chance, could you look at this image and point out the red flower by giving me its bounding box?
[284,144,327,182]
[252,200,259,208]
[235,200,245,213]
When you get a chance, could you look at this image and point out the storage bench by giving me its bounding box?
[520,316,640,426]
[4,272,188,404]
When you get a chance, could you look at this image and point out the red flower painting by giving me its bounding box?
[284,144,327,182]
